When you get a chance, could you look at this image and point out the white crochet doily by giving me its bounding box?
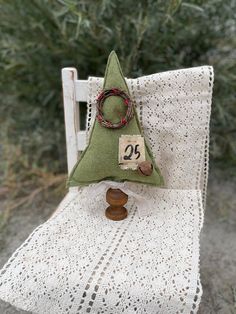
[0,66,213,314]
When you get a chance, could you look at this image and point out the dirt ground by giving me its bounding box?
[0,166,235,314]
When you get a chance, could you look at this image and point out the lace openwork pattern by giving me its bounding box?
[0,66,213,314]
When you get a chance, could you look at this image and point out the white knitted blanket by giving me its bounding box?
[0,66,213,313]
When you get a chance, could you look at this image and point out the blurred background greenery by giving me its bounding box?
[0,0,235,199]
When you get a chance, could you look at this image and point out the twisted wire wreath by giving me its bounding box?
[96,88,134,129]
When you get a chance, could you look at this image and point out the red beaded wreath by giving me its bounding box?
[96,88,134,129]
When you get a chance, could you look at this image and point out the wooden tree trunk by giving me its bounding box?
[105,188,128,221]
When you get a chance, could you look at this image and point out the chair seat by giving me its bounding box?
[0,187,202,313]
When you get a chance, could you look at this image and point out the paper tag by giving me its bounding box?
[119,135,145,170]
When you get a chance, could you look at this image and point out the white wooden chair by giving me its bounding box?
[0,65,213,314]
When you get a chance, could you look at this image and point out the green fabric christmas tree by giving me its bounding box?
[67,51,164,187]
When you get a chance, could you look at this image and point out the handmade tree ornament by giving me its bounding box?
[68,51,164,220]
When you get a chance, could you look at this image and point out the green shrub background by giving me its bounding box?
[0,0,235,187]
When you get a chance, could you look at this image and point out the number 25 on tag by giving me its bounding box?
[119,135,145,170]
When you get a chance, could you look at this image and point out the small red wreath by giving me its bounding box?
[96,88,134,129]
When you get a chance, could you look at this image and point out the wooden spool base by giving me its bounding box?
[105,188,128,221]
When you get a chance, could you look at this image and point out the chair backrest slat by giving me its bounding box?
[75,80,88,102]
[62,67,86,174]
